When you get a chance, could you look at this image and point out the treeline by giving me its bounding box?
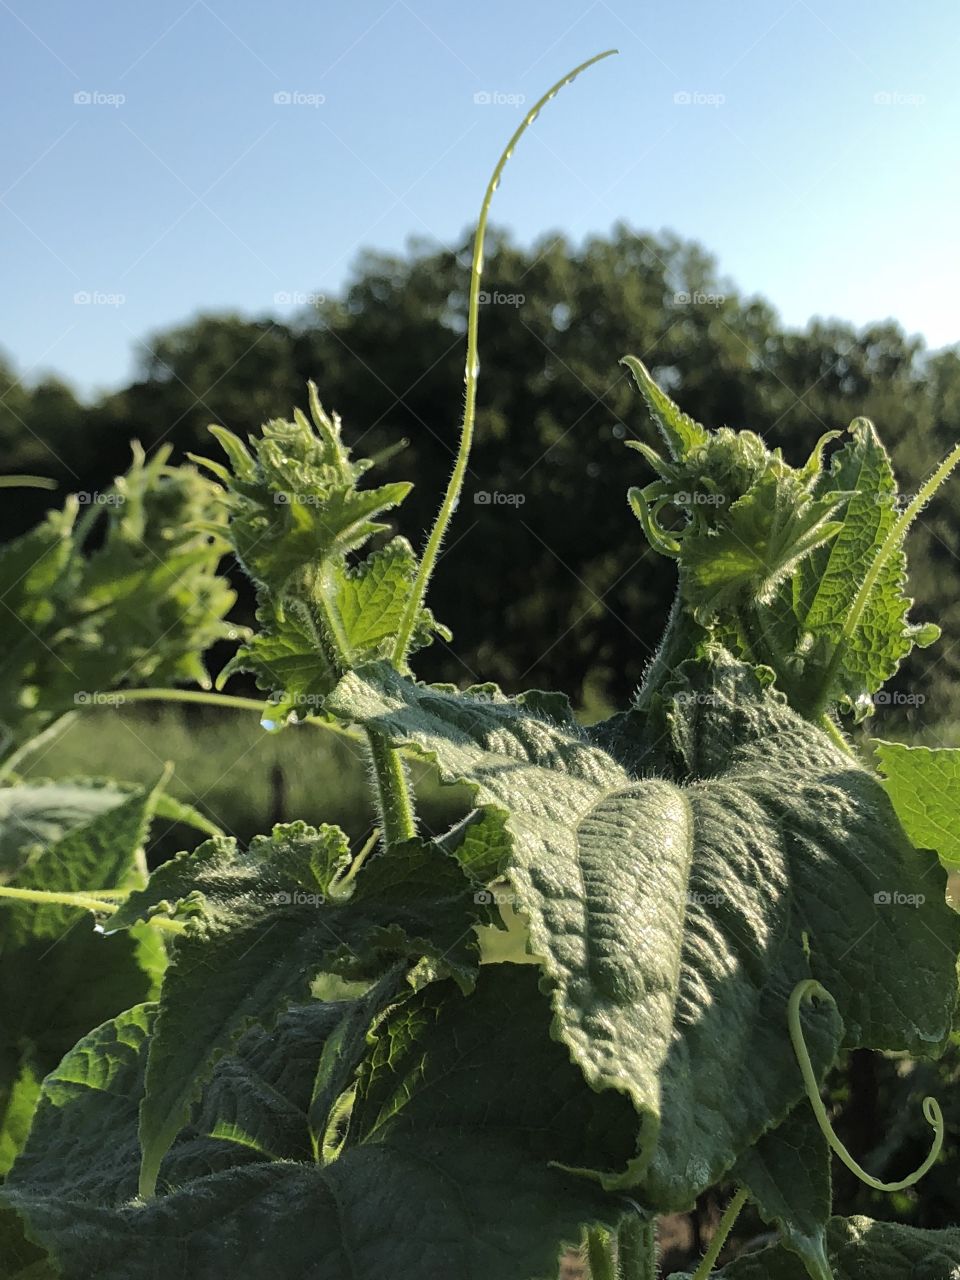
[4,224,960,721]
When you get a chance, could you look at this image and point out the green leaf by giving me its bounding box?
[668,1215,960,1279]
[0,448,235,748]
[0,778,167,1174]
[735,1104,832,1280]
[622,356,710,459]
[328,653,959,1208]
[0,778,139,878]
[793,419,938,716]
[107,822,487,1195]
[874,741,960,871]
[209,388,446,718]
[3,966,628,1280]
[5,1146,619,1280]
[5,996,361,1207]
[681,469,844,617]
[350,964,639,1176]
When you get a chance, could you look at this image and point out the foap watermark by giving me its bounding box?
[473,90,526,107]
[473,888,517,906]
[266,691,325,713]
[273,90,326,107]
[873,90,926,107]
[876,491,920,513]
[874,890,925,907]
[673,90,725,108]
[274,291,326,306]
[478,289,525,308]
[274,492,327,507]
[673,290,725,308]
[474,490,525,507]
[75,490,124,506]
[673,490,726,507]
[74,291,125,307]
[674,691,720,707]
[74,691,127,707]
[74,90,125,108]
[687,890,725,907]
[273,890,326,906]
[870,690,925,708]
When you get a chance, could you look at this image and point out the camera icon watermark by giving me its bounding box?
[870,690,925,708]
[73,291,126,307]
[874,889,925,907]
[873,90,925,107]
[673,90,725,108]
[473,90,526,107]
[273,290,326,306]
[477,289,525,308]
[473,888,516,906]
[74,691,127,707]
[73,90,125,108]
[273,889,326,906]
[75,491,125,506]
[673,290,725,308]
[473,490,525,507]
[273,90,326,107]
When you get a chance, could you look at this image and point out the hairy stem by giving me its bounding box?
[114,687,362,744]
[789,979,943,1190]
[617,1214,658,1279]
[0,474,57,489]
[819,713,855,758]
[690,1188,748,1280]
[633,595,702,713]
[0,885,186,934]
[585,1226,617,1280]
[390,49,616,668]
[366,729,416,845]
[0,711,77,782]
[315,572,418,845]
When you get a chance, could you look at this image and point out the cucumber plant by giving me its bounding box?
[4,52,960,1280]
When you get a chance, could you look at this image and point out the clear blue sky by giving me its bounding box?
[3,0,958,398]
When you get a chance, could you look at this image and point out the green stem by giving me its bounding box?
[633,596,701,713]
[812,442,960,717]
[819,713,855,758]
[690,1188,748,1280]
[617,1215,658,1279]
[315,577,419,847]
[788,980,943,1190]
[390,49,616,669]
[366,730,416,845]
[586,1226,617,1280]
[0,474,56,490]
[92,686,364,745]
[0,885,185,934]
[0,711,77,783]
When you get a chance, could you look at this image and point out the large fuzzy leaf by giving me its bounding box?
[107,821,488,1196]
[3,967,628,1280]
[874,740,960,871]
[735,1104,832,1279]
[668,1215,960,1278]
[5,1145,618,1280]
[328,653,959,1208]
